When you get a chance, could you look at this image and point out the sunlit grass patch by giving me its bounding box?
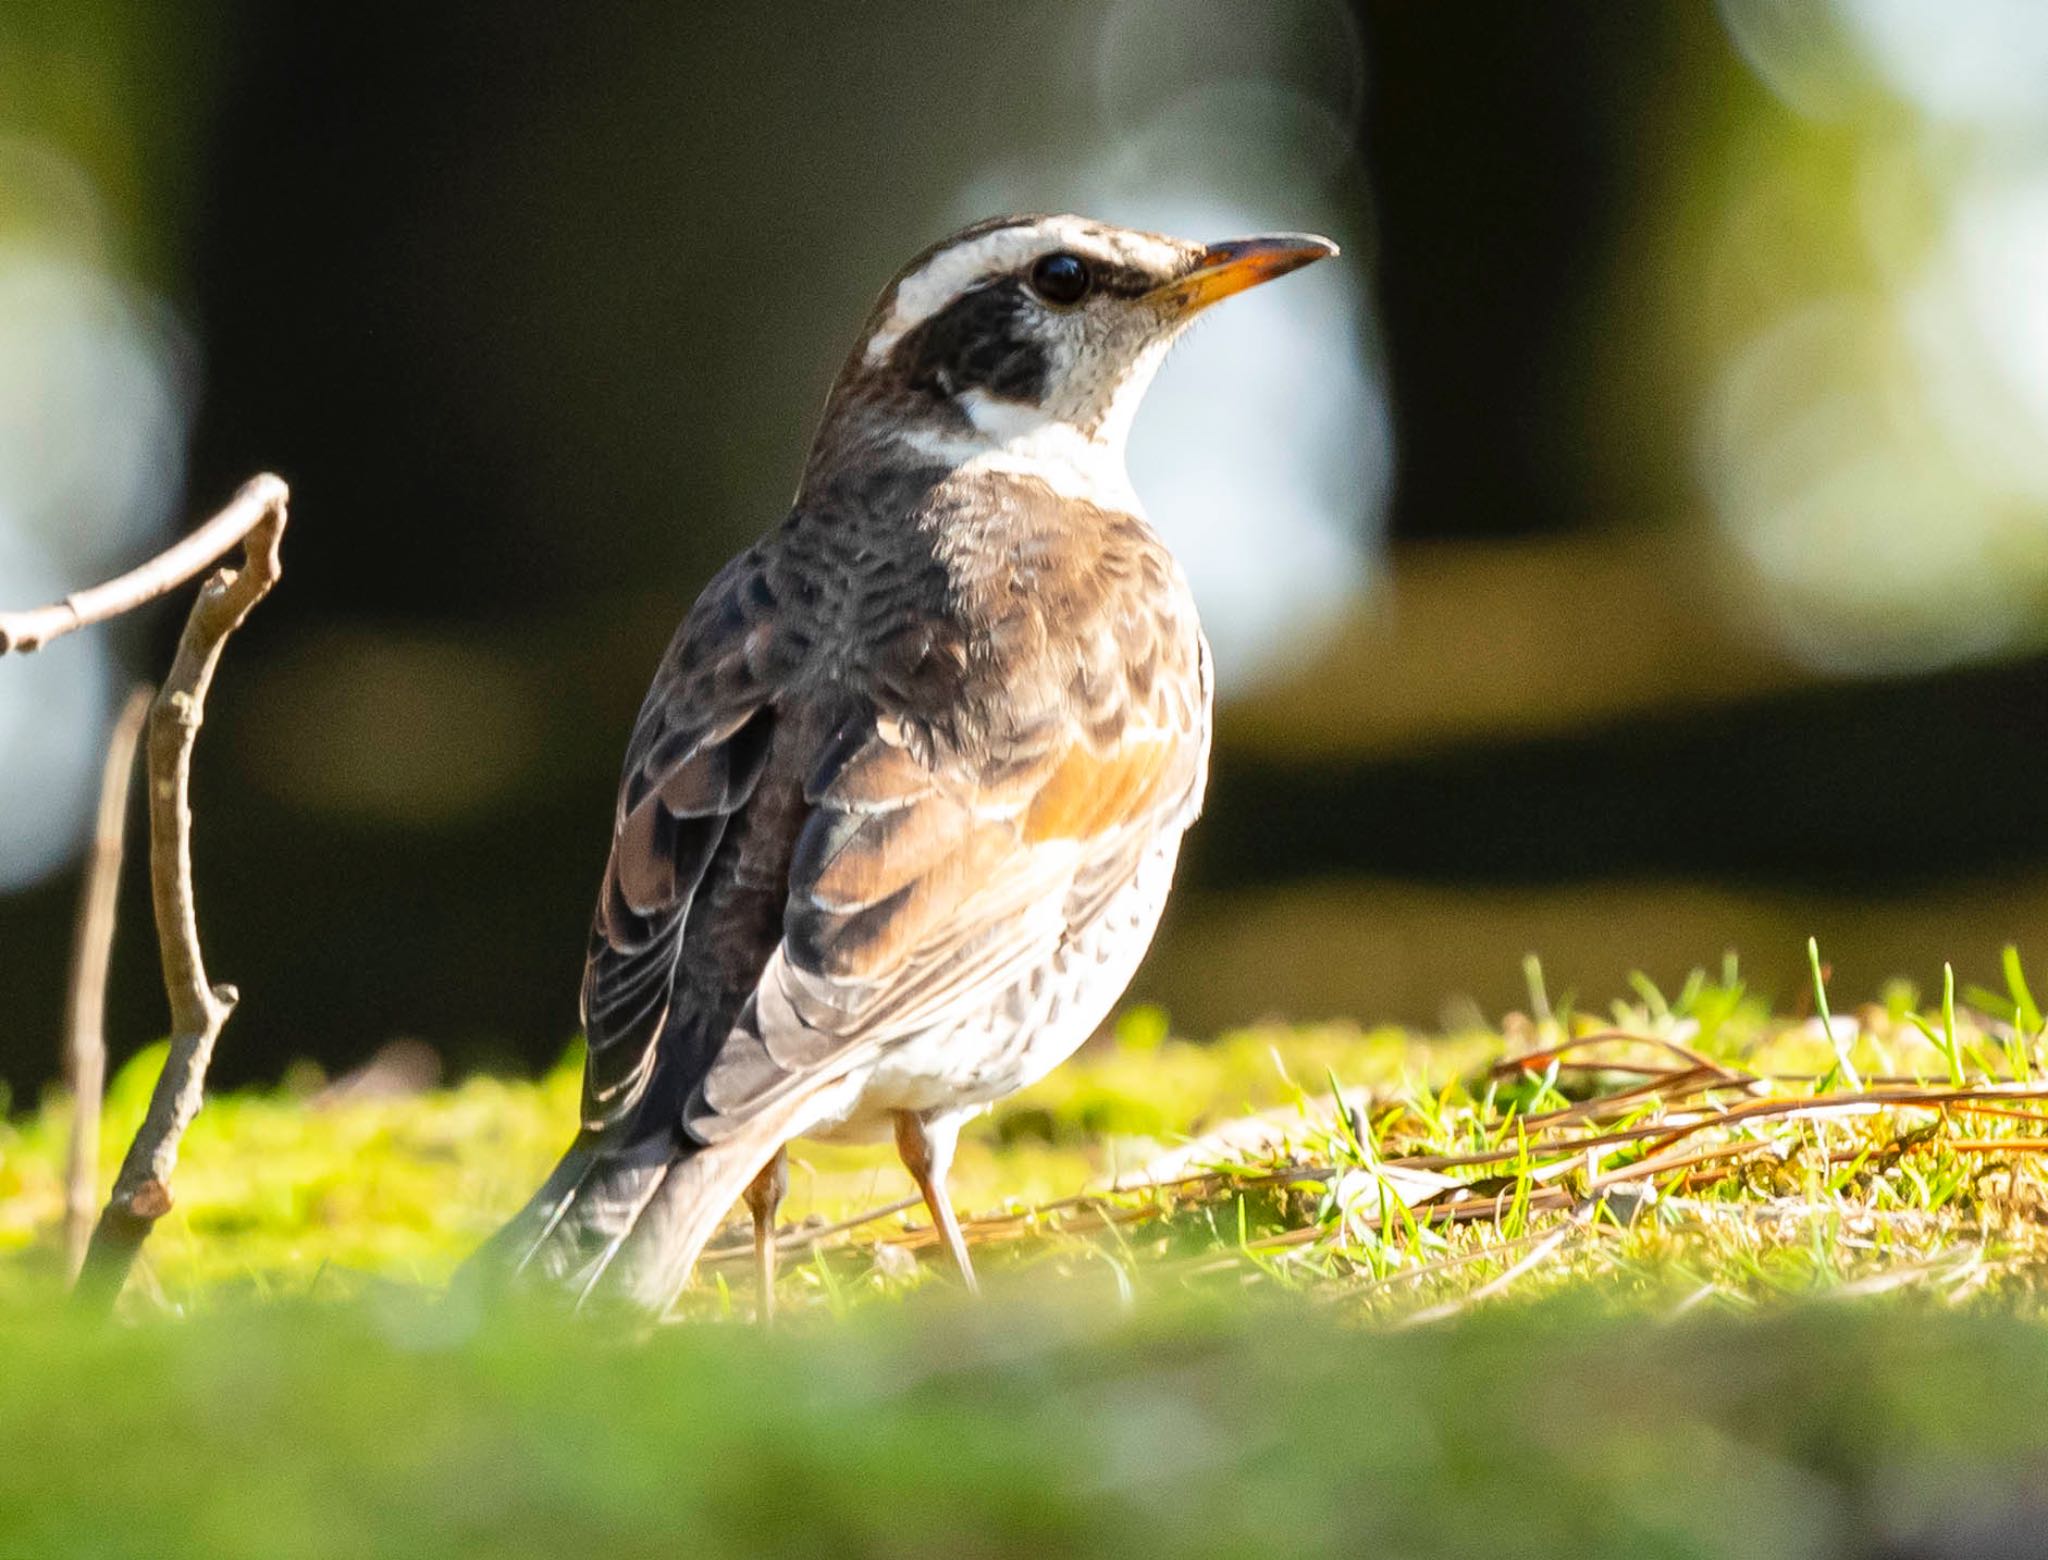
[7,949,2048,1321]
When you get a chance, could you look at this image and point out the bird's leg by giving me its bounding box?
[742,1147,788,1327]
[893,1110,979,1295]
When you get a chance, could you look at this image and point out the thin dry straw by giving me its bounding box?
[709,1028,2048,1272]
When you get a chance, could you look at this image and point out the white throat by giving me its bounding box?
[895,328,1173,514]
[898,392,1144,514]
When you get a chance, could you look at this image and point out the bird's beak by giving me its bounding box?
[1155,233,1340,313]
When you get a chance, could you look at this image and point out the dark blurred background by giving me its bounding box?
[8,0,2048,1092]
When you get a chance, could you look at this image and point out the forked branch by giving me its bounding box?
[0,474,288,656]
[6,474,295,1312]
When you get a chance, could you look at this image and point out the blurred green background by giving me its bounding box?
[8,1,2048,1091]
[13,1295,2048,1560]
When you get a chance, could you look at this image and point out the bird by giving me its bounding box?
[464,213,1336,1317]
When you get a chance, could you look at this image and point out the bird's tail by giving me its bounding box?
[457,1081,837,1315]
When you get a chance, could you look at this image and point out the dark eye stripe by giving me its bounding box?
[1088,261,1159,298]
[895,278,1051,404]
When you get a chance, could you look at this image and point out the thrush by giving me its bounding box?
[467,213,1336,1315]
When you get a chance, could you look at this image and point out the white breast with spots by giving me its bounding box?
[814,828,1186,1140]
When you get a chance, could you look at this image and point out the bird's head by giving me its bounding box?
[805,214,1337,508]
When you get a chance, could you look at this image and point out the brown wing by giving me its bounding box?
[685,609,1212,1141]
[577,547,795,1133]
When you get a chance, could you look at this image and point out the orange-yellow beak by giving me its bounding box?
[1156,233,1339,312]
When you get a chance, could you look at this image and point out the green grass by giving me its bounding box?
[0,1014,1466,1305]
[7,1292,2048,1559]
[9,951,2048,1554]
[9,953,2048,1316]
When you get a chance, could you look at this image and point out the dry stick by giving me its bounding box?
[61,684,153,1282]
[1490,1029,1749,1084]
[0,475,289,655]
[66,476,290,1314]
[1952,1103,2048,1127]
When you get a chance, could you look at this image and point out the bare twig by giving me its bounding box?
[1489,1029,1750,1085]
[0,475,289,656]
[61,684,152,1282]
[73,475,290,1313]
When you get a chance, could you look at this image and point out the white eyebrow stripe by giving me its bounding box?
[861,217,1185,366]
[862,222,1074,366]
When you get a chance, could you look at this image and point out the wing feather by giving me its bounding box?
[576,549,791,1134]
[684,660,1208,1139]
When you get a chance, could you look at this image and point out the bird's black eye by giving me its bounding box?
[1028,252,1092,307]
